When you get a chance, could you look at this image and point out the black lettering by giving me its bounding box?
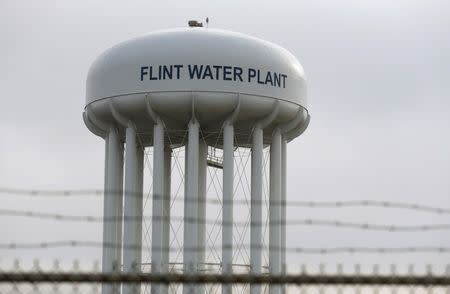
[149,66,157,80]
[274,73,281,87]
[188,64,203,79]
[174,65,183,79]
[248,68,256,82]
[140,66,149,81]
[281,74,287,88]
[265,72,273,86]
[202,65,214,79]
[163,65,173,80]
[233,67,243,82]
[223,66,232,81]
[257,70,264,84]
[213,65,222,80]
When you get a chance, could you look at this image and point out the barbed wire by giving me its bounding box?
[2,187,449,215]
[2,208,449,232]
[0,272,449,285]
[0,241,449,254]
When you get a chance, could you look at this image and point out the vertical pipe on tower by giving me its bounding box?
[280,139,287,294]
[136,145,144,270]
[198,140,208,294]
[161,146,172,294]
[198,141,208,265]
[123,123,141,294]
[222,121,234,294]
[278,109,309,293]
[115,141,124,261]
[102,127,123,294]
[152,121,165,294]
[250,126,263,294]
[162,147,172,270]
[183,118,199,294]
[250,102,279,294]
[102,132,110,294]
[269,128,282,294]
[115,134,124,294]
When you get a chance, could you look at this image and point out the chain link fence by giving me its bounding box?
[1,261,449,294]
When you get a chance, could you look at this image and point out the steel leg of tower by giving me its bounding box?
[161,146,172,294]
[269,128,282,294]
[250,127,263,294]
[198,140,207,294]
[198,141,207,268]
[281,139,287,294]
[102,133,111,294]
[102,128,124,294]
[116,136,125,294]
[115,136,125,290]
[152,122,165,294]
[136,146,144,271]
[222,122,234,294]
[184,119,199,294]
[123,124,142,294]
[115,140,124,268]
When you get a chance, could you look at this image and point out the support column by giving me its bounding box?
[161,146,172,294]
[123,123,142,294]
[269,128,282,294]
[280,139,287,294]
[152,121,165,294]
[102,128,124,294]
[115,140,124,268]
[198,140,207,294]
[136,145,144,271]
[184,119,199,294]
[222,122,234,294]
[277,109,309,293]
[250,127,263,294]
[198,141,207,269]
[250,102,279,294]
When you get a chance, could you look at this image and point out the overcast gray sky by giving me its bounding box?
[1,0,450,272]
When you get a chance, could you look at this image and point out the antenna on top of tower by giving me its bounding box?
[188,20,203,27]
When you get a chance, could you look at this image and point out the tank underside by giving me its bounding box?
[85,91,308,147]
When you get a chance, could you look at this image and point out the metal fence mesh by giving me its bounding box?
[1,261,449,294]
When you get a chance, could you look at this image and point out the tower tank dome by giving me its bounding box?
[84,27,309,146]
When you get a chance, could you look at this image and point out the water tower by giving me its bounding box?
[83,24,309,294]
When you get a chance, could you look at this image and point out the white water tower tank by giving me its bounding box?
[84,26,309,294]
